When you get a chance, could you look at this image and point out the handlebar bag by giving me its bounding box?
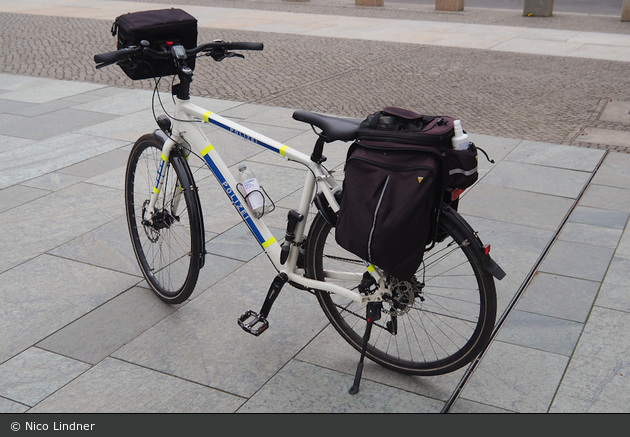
[334,107,478,281]
[111,8,198,80]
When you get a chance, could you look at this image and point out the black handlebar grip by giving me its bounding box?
[228,42,264,51]
[94,46,141,64]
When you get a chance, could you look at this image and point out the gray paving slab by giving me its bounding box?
[538,240,616,282]
[28,358,245,413]
[459,183,575,231]
[296,324,467,402]
[557,221,624,249]
[459,341,570,413]
[504,140,604,172]
[113,254,329,398]
[0,133,127,189]
[50,214,160,277]
[0,184,49,213]
[0,397,28,414]
[19,171,84,192]
[495,309,585,356]
[205,221,279,262]
[194,129,264,169]
[10,98,78,118]
[590,151,630,190]
[614,226,630,259]
[81,162,127,191]
[0,182,124,273]
[579,127,630,149]
[600,100,630,124]
[568,205,630,230]
[596,282,630,313]
[184,253,246,299]
[0,77,104,104]
[73,89,155,116]
[579,184,630,213]
[56,148,129,179]
[516,272,601,323]
[1,108,119,141]
[0,348,89,407]
[76,109,156,142]
[36,287,177,365]
[239,360,443,413]
[462,215,554,312]
[550,306,630,413]
[481,160,593,199]
[0,98,33,114]
[0,254,139,364]
[449,398,513,413]
[194,177,249,235]
[600,256,630,287]
[0,134,32,154]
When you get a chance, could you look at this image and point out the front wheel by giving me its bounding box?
[125,134,204,304]
[304,207,497,376]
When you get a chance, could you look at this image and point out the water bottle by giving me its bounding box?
[237,163,265,218]
[451,120,470,151]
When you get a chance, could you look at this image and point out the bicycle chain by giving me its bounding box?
[296,280,391,331]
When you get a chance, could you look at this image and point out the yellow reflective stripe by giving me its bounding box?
[200,144,214,156]
[262,237,277,249]
[153,186,160,194]
[367,264,376,273]
[279,145,289,156]
[161,153,169,162]
[204,111,213,123]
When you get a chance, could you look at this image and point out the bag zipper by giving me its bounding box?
[367,174,390,264]
[346,156,436,174]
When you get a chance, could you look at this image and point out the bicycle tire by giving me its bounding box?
[125,133,203,304]
[304,206,497,375]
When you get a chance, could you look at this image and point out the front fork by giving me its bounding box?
[144,138,179,223]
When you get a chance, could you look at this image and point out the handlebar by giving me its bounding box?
[94,46,143,66]
[94,40,264,69]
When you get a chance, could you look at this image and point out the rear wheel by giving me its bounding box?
[125,134,203,304]
[304,207,496,375]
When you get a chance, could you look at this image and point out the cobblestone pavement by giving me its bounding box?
[1,2,630,150]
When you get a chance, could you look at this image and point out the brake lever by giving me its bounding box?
[208,50,245,62]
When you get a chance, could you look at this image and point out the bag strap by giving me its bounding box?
[368,111,382,129]
[382,107,422,120]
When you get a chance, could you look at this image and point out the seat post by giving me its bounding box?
[310,136,327,164]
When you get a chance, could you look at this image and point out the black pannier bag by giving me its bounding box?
[111,8,198,80]
[335,107,479,281]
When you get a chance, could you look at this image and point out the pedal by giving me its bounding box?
[237,310,269,336]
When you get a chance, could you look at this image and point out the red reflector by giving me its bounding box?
[483,244,491,255]
[451,188,465,201]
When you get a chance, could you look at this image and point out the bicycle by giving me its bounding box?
[94,38,505,394]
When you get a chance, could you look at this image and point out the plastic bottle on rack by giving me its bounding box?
[451,120,470,151]
[237,163,265,218]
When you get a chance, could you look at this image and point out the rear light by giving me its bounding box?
[483,244,491,255]
[451,188,465,201]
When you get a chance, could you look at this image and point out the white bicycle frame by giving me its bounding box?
[146,95,386,303]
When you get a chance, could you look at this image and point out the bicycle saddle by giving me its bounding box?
[292,110,361,143]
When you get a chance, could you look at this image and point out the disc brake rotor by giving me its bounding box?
[382,278,422,316]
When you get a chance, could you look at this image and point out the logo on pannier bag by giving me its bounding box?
[417,177,424,184]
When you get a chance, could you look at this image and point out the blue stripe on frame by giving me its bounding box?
[202,154,266,244]
[205,117,280,154]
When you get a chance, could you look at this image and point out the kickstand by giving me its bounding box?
[349,301,382,395]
